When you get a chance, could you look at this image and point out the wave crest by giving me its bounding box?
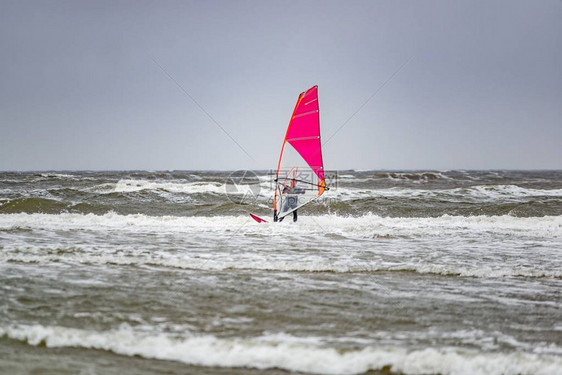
[2,324,560,375]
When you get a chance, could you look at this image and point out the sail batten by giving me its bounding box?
[286,135,320,142]
[274,86,325,220]
[293,110,319,119]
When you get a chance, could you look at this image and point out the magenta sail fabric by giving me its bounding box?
[285,86,324,181]
[274,85,326,218]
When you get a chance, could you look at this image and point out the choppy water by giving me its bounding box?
[1,170,561,375]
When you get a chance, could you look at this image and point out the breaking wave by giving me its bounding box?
[1,324,560,375]
[99,179,562,200]
[111,179,225,194]
[1,212,561,279]
[3,253,561,279]
[1,212,560,237]
[373,171,453,182]
[38,173,79,179]
[331,185,562,201]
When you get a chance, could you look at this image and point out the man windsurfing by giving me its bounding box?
[275,178,305,222]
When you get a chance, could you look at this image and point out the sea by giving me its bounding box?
[0,170,561,375]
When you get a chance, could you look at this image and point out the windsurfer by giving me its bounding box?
[269,86,325,225]
[278,179,305,222]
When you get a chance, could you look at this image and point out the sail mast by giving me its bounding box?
[274,91,305,220]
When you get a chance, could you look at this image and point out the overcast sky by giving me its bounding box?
[1,0,561,171]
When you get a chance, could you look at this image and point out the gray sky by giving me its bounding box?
[1,0,561,171]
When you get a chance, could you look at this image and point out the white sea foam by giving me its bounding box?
[1,212,560,237]
[39,173,79,179]
[78,177,562,204]
[84,178,270,197]
[113,179,225,194]
[329,185,562,201]
[3,252,561,279]
[1,324,560,375]
[466,185,562,199]
[367,171,455,183]
[2,213,561,278]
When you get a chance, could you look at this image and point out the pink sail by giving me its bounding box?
[274,86,326,219]
[284,86,324,181]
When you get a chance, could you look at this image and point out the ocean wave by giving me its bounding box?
[112,179,225,194]
[1,212,560,238]
[38,173,79,179]
[86,179,268,196]
[330,185,562,201]
[0,197,68,214]
[3,253,561,279]
[1,324,560,375]
[373,172,453,182]
[2,213,561,280]
[467,185,562,198]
